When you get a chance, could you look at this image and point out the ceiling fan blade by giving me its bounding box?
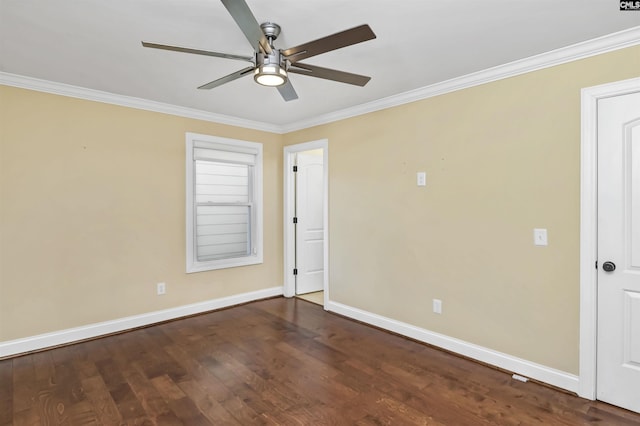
[142,42,253,62]
[289,63,371,87]
[220,0,271,54]
[198,66,255,90]
[277,80,298,102]
[282,24,376,62]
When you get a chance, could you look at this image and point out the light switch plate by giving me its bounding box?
[533,228,548,246]
[417,172,426,186]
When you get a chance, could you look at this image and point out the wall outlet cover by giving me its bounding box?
[433,299,442,314]
[533,228,548,246]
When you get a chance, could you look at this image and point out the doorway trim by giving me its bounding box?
[579,76,640,400]
[283,139,329,305]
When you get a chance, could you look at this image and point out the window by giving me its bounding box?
[186,132,263,272]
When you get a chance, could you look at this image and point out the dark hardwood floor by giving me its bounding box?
[2,297,639,425]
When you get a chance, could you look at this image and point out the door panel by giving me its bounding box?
[597,91,640,413]
[623,290,640,369]
[295,152,324,295]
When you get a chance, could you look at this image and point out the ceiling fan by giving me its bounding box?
[141,0,376,101]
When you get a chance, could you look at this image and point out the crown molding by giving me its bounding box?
[2,26,639,134]
[281,26,640,133]
[0,72,283,134]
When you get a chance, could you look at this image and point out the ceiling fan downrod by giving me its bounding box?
[260,22,281,46]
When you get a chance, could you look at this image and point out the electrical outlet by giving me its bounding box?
[433,299,442,314]
[157,282,166,295]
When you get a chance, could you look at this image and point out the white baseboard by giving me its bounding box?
[326,300,579,394]
[0,286,283,358]
[1,289,580,394]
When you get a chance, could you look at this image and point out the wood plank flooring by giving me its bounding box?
[295,291,324,306]
[1,297,639,425]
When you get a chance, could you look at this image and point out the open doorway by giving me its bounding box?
[284,140,329,307]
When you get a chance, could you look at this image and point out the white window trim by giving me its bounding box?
[186,132,263,273]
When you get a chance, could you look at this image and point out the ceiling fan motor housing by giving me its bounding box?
[254,49,288,86]
[255,49,287,70]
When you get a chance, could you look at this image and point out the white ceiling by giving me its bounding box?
[1,1,639,128]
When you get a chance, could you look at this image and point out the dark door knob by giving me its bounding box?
[603,261,616,272]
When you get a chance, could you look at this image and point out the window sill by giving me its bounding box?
[186,255,263,273]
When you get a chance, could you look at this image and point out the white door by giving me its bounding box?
[295,152,324,295]
[597,90,640,413]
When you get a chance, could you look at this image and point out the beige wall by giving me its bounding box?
[0,86,283,341]
[284,45,640,374]
[1,44,639,375]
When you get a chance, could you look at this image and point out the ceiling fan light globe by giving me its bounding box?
[254,65,287,87]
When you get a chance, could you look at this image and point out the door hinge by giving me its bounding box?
[595,260,598,269]
[293,268,298,275]
[293,165,298,172]
[293,217,298,224]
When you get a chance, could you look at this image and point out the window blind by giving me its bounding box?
[193,149,255,261]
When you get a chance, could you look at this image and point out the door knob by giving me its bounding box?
[602,261,616,272]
